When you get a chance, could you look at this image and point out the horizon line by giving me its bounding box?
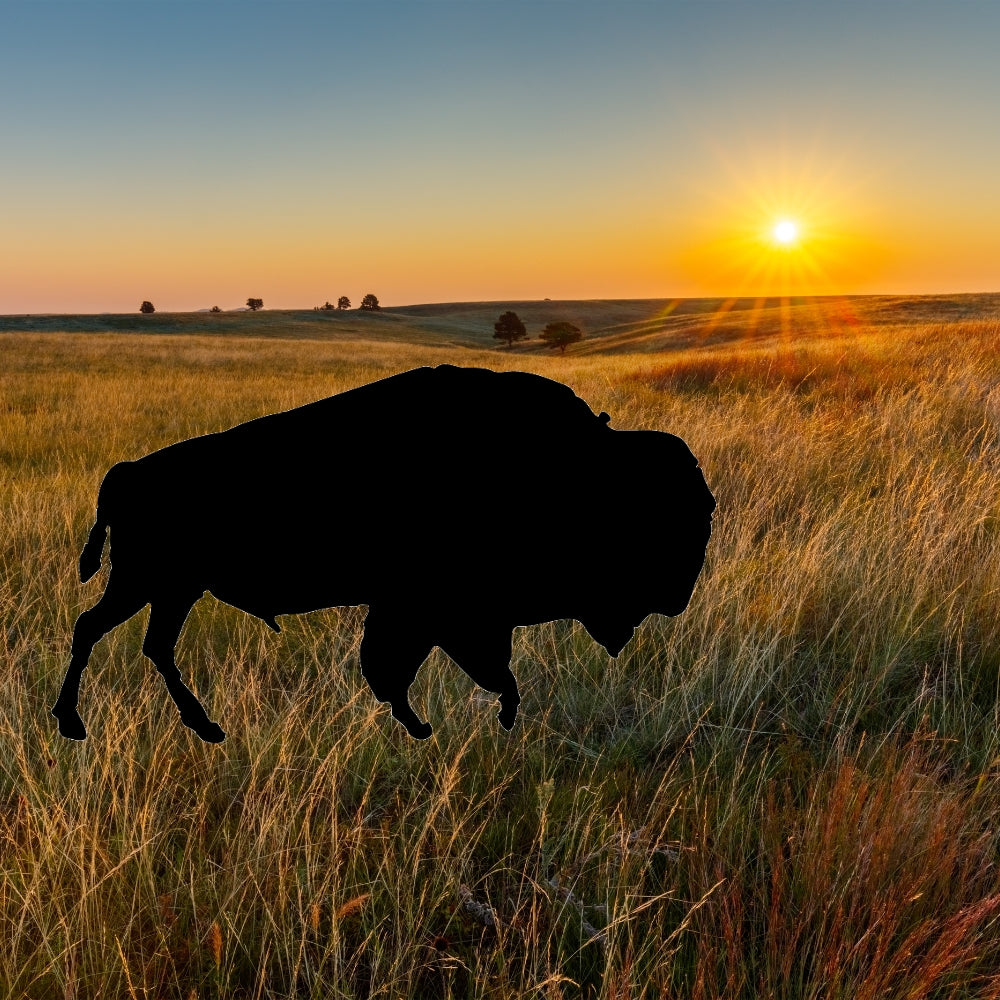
[4,289,1000,319]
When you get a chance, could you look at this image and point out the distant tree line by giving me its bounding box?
[313,294,381,312]
[140,294,382,315]
[139,299,268,314]
[493,311,582,353]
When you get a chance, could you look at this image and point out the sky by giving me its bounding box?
[2,0,999,312]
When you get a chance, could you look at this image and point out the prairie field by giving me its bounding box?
[4,295,1000,998]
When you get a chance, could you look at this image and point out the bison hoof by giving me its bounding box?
[389,702,433,740]
[497,705,518,731]
[53,706,87,741]
[183,716,226,744]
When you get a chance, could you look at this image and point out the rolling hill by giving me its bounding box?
[2,292,998,354]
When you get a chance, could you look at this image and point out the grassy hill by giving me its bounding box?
[4,292,999,354]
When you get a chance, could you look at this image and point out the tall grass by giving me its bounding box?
[2,315,1000,997]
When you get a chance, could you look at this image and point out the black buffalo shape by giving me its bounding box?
[52,365,715,743]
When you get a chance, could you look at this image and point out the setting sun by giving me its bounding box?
[773,219,799,245]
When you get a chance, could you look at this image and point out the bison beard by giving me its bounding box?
[52,365,715,743]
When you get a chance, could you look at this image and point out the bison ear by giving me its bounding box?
[579,618,636,659]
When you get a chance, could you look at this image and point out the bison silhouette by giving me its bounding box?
[52,364,714,743]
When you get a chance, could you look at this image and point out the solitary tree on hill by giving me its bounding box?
[246,298,263,312]
[360,293,380,311]
[540,321,582,353]
[139,301,155,314]
[337,295,351,310]
[493,310,528,348]
[210,305,221,313]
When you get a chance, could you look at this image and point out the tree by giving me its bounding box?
[493,310,527,348]
[139,301,155,314]
[246,297,263,312]
[359,293,380,311]
[210,305,221,313]
[337,296,351,310]
[540,321,582,353]
[321,301,335,311]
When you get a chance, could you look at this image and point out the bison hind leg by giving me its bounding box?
[52,576,146,740]
[143,597,225,743]
[359,608,434,740]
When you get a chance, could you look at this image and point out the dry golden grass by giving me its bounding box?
[3,302,1000,997]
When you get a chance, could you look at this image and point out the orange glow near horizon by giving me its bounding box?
[0,120,991,312]
[0,150,988,312]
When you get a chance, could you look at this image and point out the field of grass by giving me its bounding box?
[3,295,1000,997]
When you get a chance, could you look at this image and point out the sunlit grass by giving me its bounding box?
[3,309,1000,996]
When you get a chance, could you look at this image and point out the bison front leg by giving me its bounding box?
[52,576,146,740]
[359,607,434,740]
[438,626,520,731]
[143,598,225,743]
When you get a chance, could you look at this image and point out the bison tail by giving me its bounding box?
[79,514,109,583]
[80,461,131,583]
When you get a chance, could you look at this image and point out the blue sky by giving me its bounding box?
[3,0,999,310]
